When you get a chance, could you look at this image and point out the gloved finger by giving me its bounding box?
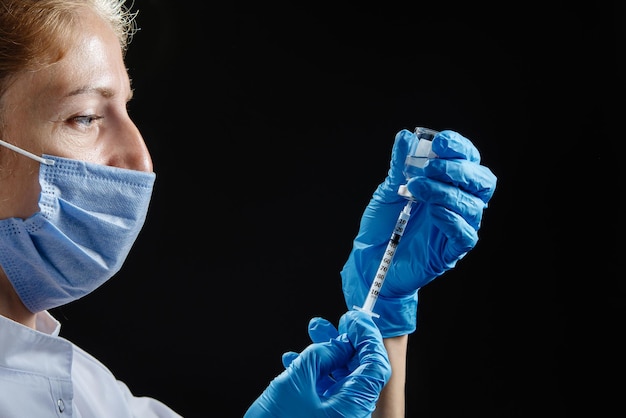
[338,310,391,382]
[308,316,340,343]
[384,129,414,190]
[407,178,487,230]
[429,204,479,260]
[312,311,390,411]
[308,317,353,387]
[310,316,361,383]
[297,335,354,387]
[424,158,497,203]
[281,351,300,369]
[432,130,481,162]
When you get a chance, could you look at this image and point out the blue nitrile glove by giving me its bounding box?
[244,310,391,418]
[341,129,497,338]
[281,314,360,394]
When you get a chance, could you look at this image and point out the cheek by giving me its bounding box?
[0,158,41,219]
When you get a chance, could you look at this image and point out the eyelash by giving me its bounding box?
[70,115,104,127]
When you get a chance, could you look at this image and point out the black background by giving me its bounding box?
[50,2,622,417]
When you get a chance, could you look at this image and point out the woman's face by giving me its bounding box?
[0,6,152,220]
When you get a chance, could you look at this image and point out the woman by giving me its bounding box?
[0,1,392,417]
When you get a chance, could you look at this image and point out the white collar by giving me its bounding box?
[0,311,72,378]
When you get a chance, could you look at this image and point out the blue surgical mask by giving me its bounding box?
[0,140,155,312]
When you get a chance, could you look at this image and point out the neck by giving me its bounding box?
[0,270,37,328]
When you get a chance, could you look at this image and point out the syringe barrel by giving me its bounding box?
[358,201,412,316]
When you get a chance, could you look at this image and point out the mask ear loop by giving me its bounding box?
[0,139,55,165]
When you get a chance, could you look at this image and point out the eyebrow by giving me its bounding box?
[66,86,134,101]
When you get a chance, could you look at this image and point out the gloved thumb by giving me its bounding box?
[309,316,340,343]
[282,317,341,369]
[375,129,413,203]
[281,351,299,368]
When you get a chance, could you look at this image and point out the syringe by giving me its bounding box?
[353,200,413,317]
[353,127,438,318]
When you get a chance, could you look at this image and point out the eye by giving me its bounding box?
[70,114,103,127]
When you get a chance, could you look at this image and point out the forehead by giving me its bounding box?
[4,6,130,108]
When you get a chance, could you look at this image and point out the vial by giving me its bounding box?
[398,127,439,199]
[403,127,438,179]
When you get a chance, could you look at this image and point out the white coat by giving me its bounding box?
[0,311,183,417]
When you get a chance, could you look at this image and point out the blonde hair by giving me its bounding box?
[0,0,138,98]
